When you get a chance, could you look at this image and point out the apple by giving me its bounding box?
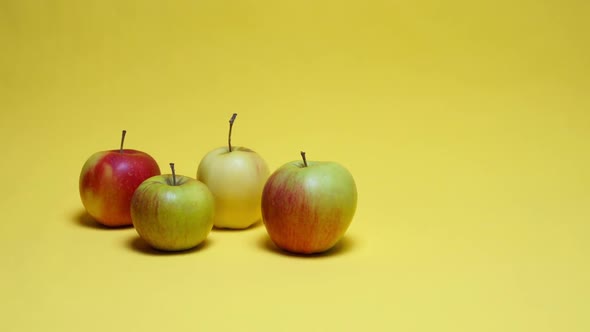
[131,163,215,251]
[197,113,270,229]
[79,130,161,227]
[261,151,357,254]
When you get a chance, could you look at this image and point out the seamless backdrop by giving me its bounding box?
[1,1,589,331]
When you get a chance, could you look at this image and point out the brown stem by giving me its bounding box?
[170,163,177,186]
[119,130,127,153]
[300,151,308,167]
[228,113,237,152]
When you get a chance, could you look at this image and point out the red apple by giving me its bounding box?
[79,130,161,227]
[261,151,358,254]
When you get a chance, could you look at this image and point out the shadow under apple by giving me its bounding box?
[257,233,356,258]
[73,209,132,230]
[126,236,212,256]
[212,220,263,232]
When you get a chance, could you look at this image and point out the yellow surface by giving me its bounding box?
[1,1,589,331]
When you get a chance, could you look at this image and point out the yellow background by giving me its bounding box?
[1,0,589,331]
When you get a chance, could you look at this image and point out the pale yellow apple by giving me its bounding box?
[197,146,270,229]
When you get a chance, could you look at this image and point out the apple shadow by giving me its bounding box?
[212,220,263,232]
[126,236,212,256]
[73,209,132,230]
[257,234,356,259]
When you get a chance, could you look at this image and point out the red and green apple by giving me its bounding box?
[79,130,161,227]
[131,163,215,251]
[261,151,357,254]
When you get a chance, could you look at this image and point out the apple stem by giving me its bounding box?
[170,163,177,186]
[300,151,308,167]
[228,113,237,152]
[119,130,127,153]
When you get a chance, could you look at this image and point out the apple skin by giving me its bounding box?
[79,149,161,227]
[130,174,215,251]
[261,160,357,254]
[197,146,270,229]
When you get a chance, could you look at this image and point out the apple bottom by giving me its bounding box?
[263,213,351,254]
[211,199,263,229]
[81,189,134,227]
[135,219,213,252]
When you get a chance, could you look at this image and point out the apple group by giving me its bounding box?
[79,115,357,254]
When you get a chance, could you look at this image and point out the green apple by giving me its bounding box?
[197,114,270,229]
[131,163,215,251]
[261,152,357,254]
